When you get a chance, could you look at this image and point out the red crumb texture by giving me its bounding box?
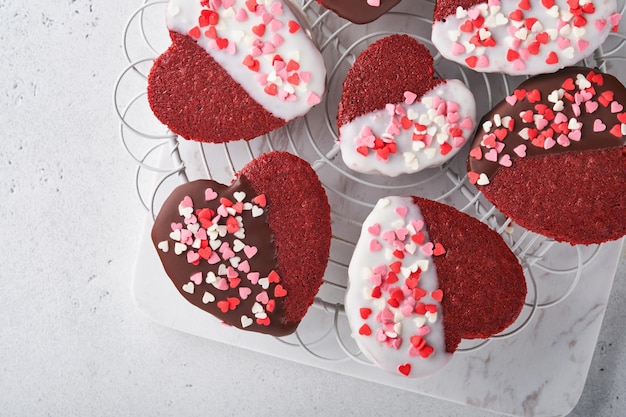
[480,147,626,245]
[240,152,332,324]
[414,197,527,353]
[148,32,286,143]
[433,0,486,22]
[337,34,444,128]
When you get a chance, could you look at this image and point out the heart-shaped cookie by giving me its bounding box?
[346,196,526,377]
[431,0,621,75]
[316,0,400,24]
[151,152,331,336]
[337,35,477,176]
[468,67,626,244]
[148,0,326,143]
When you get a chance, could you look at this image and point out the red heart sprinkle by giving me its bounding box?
[468,171,480,185]
[274,284,287,297]
[268,270,281,283]
[562,78,575,90]
[412,232,425,245]
[215,38,229,50]
[287,73,300,85]
[440,142,452,156]
[465,56,478,69]
[256,316,271,326]
[506,49,520,62]
[398,363,412,376]
[609,124,622,137]
[371,286,382,299]
[266,299,276,312]
[188,26,201,39]
[386,271,399,284]
[288,20,300,33]
[459,20,474,32]
[545,52,559,65]
[217,300,230,313]
[410,335,426,350]
[228,297,240,309]
[389,261,402,273]
[360,307,372,319]
[419,345,434,358]
[617,112,626,123]
[433,243,446,256]
[286,59,300,71]
[599,91,614,106]
[518,0,530,10]
[264,83,278,96]
[541,0,555,8]
[245,0,257,12]
[253,194,267,207]
[415,303,426,315]
[431,289,444,302]
[356,146,369,156]
[359,323,372,336]
[469,147,483,160]
[226,216,239,233]
[198,247,212,260]
[229,277,241,288]
[509,9,523,21]
[528,41,541,55]
[252,24,265,37]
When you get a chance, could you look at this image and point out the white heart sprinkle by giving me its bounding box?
[251,302,264,314]
[182,282,194,294]
[251,206,264,217]
[206,271,218,284]
[209,239,222,250]
[157,241,169,252]
[202,292,215,304]
[240,315,253,328]
[477,173,490,186]
[233,239,245,252]
[259,277,270,289]
[174,242,187,255]
[169,229,181,241]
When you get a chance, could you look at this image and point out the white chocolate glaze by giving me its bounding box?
[345,197,453,378]
[167,0,326,121]
[432,0,620,75]
[338,80,476,176]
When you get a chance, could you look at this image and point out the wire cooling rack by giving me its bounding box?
[114,1,626,415]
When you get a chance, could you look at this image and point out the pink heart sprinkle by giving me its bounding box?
[237,260,250,273]
[451,42,466,56]
[595,19,607,31]
[382,230,397,244]
[557,134,570,147]
[207,252,220,265]
[181,196,193,208]
[554,112,568,124]
[535,117,549,130]
[557,37,570,49]
[404,91,417,105]
[593,119,607,132]
[610,13,621,27]
[299,71,312,83]
[247,272,260,285]
[512,59,526,71]
[376,329,387,342]
[216,278,229,291]
[227,266,239,279]
[395,228,409,241]
[269,1,283,14]
[395,206,408,218]
[369,273,382,286]
[190,272,202,285]
[460,117,473,130]
[585,100,599,113]
[256,291,269,304]
[544,137,556,149]
[367,0,380,6]
[204,188,218,201]
[484,149,498,162]
[447,111,460,124]
[400,303,414,317]
[499,154,512,167]
[577,39,590,52]
[187,251,200,264]
[235,7,248,21]
[421,242,434,256]
[222,0,235,8]
[572,103,581,117]
[411,220,424,232]
[243,245,258,259]
[269,19,283,32]
[272,34,284,47]
[417,325,431,336]
[468,8,480,19]
[370,239,382,252]
[368,223,381,236]
[611,101,624,113]
[239,287,252,300]
[568,129,582,141]
[505,95,518,106]
[171,222,183,231]
[476,54,489,67]
[453,136,465,148]
[307,92,321,106]
[513,144,527,157]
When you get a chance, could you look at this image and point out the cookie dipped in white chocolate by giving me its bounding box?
[345,196,453,378]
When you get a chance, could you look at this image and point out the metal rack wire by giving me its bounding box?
[114,0,623,364]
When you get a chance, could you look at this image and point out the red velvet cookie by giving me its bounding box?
[346,196,526,377]
[337,35,477,176]
[431,0,621,75]
[148,0,326,143]
[316,0,400,24]
[152,152,332,336]
[468,67,626,245]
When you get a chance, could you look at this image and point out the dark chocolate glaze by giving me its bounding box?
[468,67,626,181]
[317,0,400,24]
[151,176,298,336]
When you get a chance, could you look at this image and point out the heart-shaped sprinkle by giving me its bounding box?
[182,282,195,294]
[202,291,215,304]
[241,315,253,328]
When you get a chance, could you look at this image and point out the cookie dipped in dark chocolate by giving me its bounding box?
[317,0,400,24]
[151,176,296,336]
[468,67,626,184]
